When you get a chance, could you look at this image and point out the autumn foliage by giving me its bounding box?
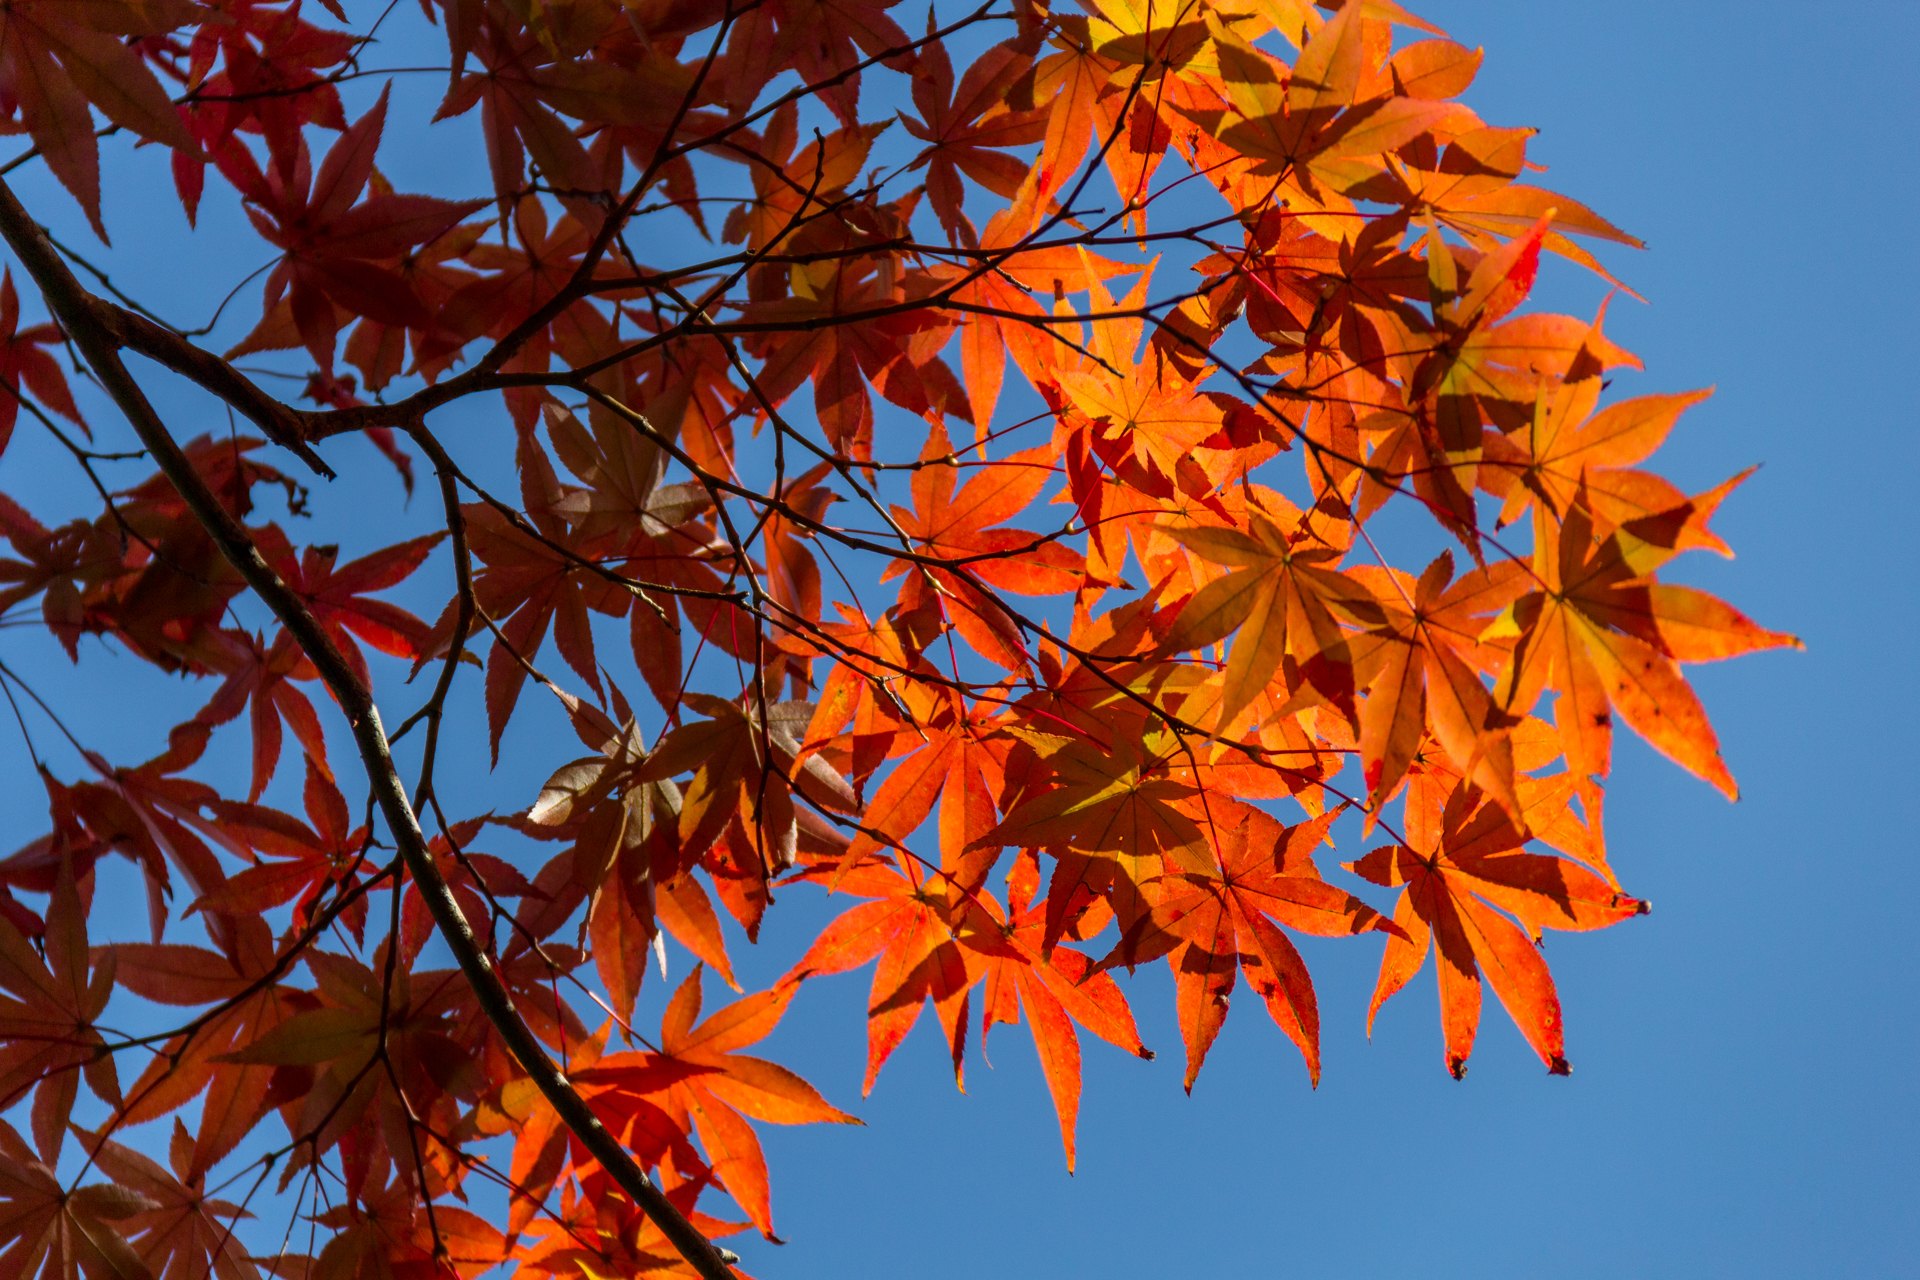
[0,0,1796,1275]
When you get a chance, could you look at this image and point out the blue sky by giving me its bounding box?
[0,1,1911,1276]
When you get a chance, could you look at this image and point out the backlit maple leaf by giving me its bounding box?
[0,0,202,233]
[1161,501,1382,732]
[0,1118,155,1280]
[220,88,485,370]
[1100,806,1389,1087]
[115,914,305,1177]
[82,1122,259,1280]
[0,869,117,1163]
[900,32,1046,245]
[1351,779,1647,1077]
[782,857,977,1093]
[1489,497,1799,799]
[591,971,858,1241]
[1345,550,1529,812]
[975,850,1149,1169]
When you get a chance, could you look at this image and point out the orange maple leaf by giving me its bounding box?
[1350,780,1648,1077]
[1489,497,1800,799]
[1100,806,1390,1088]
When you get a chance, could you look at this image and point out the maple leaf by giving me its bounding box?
[974,850,1149,1169]
[1479,376,1738,554]
[1188,8,1477,196]
[115,913,306,1177]
[220,89,486,370]
[261,530,441,685]
[828,692,1007,892]
[1099,806,1389,1087]
[425,942,593,1089]
[1160,501,1382,732]
[458,433,626,758]
[782,858,977,1094]
[720,105,891,255]
[1345,550,1529,812]
[0,1119,156,1280]
[1364,294,1644,526]
[486,1027,704,1246]
[541,398,758,707]
[303,1172,502,1280]
[0,495,112,660]
[430,11,609,214]
[1017,29,1121,203]
[1009,595,1182,743]
[978,720,1212,948]
[742,250,966,462]
[1384,37,1485,101]
[1223,208,1428,391]
[193,630,332,802]
[880,424,1079,670]
[397,818,545,963]
[0,0,203,234]
[195,760,373,939]
[900,32,1047,245]
[925,187,1132,432]
[81,1122,259,1280]
[721,0,912,129]
[1049,261,1243,493]
[224,945,473,1176]
[639,693,860,875]
[890,423,1080,595]
[592,971,858,1241]
[1026,8,1216,225]
[1488,497,1800,799]
[761,461,837,653]
[517,1168,745,1280]
[99,436,295,661]
[1350,780,1648,1077]
[1080,0,1216,77]
[519,696,734,1020]
[1347,123,1643,280]
[799,600,943,794]
[47,723,262,950]
[172,0,357,223]
[432,199,622,388]
[1386,213,1564,524]
[0,868,117,1163]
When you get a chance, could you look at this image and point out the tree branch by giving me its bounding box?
[0,176,742,1280]
[85,301,339,479]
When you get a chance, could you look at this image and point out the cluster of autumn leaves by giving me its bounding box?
[0,0,1796,1275]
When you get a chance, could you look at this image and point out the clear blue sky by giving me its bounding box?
[0,1,1911,1276]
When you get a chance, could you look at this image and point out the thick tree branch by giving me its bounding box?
[0,176,743,1280]
[85,302,339,478]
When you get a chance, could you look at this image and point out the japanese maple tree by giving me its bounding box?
[0,0,1795,1275]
